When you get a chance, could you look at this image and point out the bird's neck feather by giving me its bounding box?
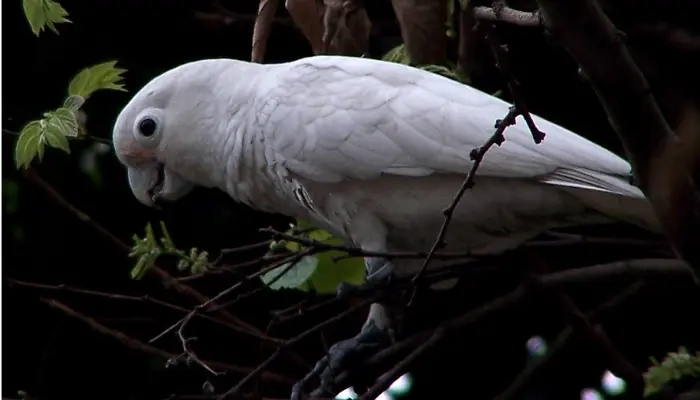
[189,64,288,212]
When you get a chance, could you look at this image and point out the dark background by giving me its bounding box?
[3,0,699,399]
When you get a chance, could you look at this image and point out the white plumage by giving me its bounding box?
[112,55,660,397]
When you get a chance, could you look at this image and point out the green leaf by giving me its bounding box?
[382,44,411,65]
[261,220,366,293]
[128,221,209,279]
[23,0,71,36]
[63,94,85,111]
[261,256,319,290]
[45,107,79,139]
[307,251,365,294]
[14,107,79,169]
[643,347,700,397]
[14,121,42,169]
[68,61,127,100]
[159,221,176,251]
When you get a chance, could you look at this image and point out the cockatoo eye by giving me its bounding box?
[133,108,164,148]
[138,118,157,137]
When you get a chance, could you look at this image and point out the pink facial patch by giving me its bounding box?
[116,140,155,164]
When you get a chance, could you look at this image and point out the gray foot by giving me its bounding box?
[336,258,395,299]
[290,320,391,400]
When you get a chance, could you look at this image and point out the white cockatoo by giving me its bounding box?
[112,55,660,398]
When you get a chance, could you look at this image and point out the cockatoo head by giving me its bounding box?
[112,60,235,208]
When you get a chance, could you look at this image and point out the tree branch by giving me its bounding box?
[40,298,292,384]
[21,169,270,338]
[4,278,282,344]
[251,0,279,63]
[534,0,700,283]
[314,258,688,397]
[473,5,540,28]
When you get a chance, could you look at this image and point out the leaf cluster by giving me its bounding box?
[23,0,70,36]
[129,222,209,280]
[644,347,700,397]
[381,44,469,84]
[17,1,127,170]
[14,62,127,169]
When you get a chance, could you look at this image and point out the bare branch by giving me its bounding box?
[21,168,267,338]
[494,282,645,400]
[218,295,379,399]
[473,5,540,27]
[315,258,688,396]
[405,106,518,306]
[534,0,700,283]
[4,278,279,343]
[408,25,546,305]
[149,250,310,344]
[40,298,292,384]
[261,227,476,260]
[251,0,279,63]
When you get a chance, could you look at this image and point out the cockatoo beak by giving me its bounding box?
[127,163,195,208]
[127,163,162,208]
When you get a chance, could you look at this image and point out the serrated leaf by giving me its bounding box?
[42,127,71,153]
[23,0,71,36]
[68,61,127,100]
[46,107,79,139]
[260,256,318,290]
[15,121,43,169]
[63,94,85,111]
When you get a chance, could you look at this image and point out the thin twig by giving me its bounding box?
[5,278,283,344]
[212,240,273,264]
[3,128,112,145]
[218,295,380,399]
[350,286,528,398]
[483,23,547,145]
[149,250,310,344]
[525,252,646,399]
[40,298,292,384]
[314,258,686,396]
[407,23,548,306]
[21,169,265,338]
[552,292,645,397]
[261,227,476,260]
[406,106,518,306]
[177,313,223,376]
[495,281,646,400]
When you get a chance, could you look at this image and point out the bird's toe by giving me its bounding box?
[290,321,391,399]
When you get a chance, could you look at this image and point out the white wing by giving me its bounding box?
[259,56,642,198]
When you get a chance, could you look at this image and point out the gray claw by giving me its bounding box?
[289,320,391,400]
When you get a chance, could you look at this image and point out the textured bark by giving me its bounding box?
[321,0,371,56]
[390,0,448,65]
[251,0,279,62]
[535,0,700,282]
[286,0,326,53]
